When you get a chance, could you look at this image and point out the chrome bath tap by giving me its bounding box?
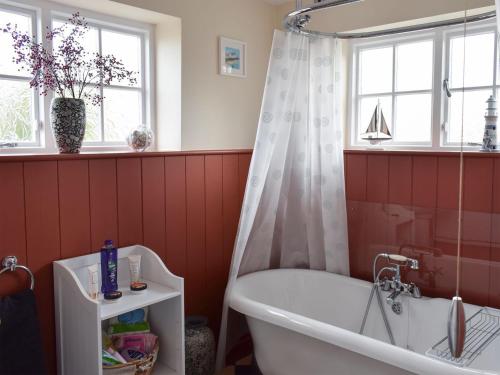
[360,253,423,344]
[386,289,401,306]
[378,254,422,310]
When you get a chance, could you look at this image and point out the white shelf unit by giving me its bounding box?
[54,245,185,375]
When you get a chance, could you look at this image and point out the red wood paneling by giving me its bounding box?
[345,154,367,201]
[362,155,389,272]
[345,152,500,310]
[366,155,389,203]
[24,161,60,374]
[165,156,187,278]
[461,158,493,305]
[346,200,366,280]
[437,157,460,209]
[142,157,166,260]
[117,158,143,246]
[389,155,412,205]
[0,163,27,296]
[463,157,493,212]
[58,160,91,259]
[7,148,500,372]
[222,155,240,276]
[205,155,224,331]
[186,156,206,316]
[0,151,252,374]
[89,159,118,250]
[24,162,61,265]
[238,154,251,203]
[491,159,500,306]
[493,159,500,213]
[412,156,438,208]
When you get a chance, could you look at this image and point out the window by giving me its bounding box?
[52,20,145,145]
[0,6,38,146]
[445,30,497,145]
[349,20,497,150]
[0,2,152,153]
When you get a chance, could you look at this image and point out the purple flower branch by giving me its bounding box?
[2,13,137,105]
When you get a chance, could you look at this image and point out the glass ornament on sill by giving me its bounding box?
[126,125,153,152]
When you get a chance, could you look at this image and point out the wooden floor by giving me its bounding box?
[220,355,262,375]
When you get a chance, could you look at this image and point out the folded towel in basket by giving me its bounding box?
[0,288,46,375]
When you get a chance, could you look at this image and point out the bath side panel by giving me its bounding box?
[247,317,416,375]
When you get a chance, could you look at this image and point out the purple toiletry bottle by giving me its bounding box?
[100,240,118,294]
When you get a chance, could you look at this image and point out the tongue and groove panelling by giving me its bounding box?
[2,149,499,374]
[0,151,251,374]
[345,151,500,309]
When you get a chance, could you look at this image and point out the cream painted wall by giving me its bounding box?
[122,0,494,150]
[112,0,277,150]
[55,0,495,150]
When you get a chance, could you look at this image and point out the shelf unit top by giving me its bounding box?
[53,245,184,320]
[100,280,181,320]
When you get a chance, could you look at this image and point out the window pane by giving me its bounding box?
[103,88,141,142]
[0,10,32,77]
[448,89,491,144]
[359,47,393,94]
[0,79,35,143]
[358,96,392,141]
[52,20,99,61]
[450,33,495,88]
[396,40,433,91]
[102,30,141,87]
[83,97,101,142]
[394,94,432,142]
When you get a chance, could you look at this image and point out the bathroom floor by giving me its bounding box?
[221,355,262,375]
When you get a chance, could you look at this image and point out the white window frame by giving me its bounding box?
[441,23,498,148]
[0,0,155,154]
[347,19,497,151]
[0,3,41,148]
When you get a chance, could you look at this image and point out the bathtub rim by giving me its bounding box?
[228,269,493,375]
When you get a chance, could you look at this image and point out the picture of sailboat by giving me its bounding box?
[361,100,392,145]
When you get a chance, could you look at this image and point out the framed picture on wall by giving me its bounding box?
[219,36,247,78]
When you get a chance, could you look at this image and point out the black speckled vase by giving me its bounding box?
[185,316,215,375]
[50,98,86,153]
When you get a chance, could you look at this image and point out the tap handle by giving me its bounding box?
[386,254,419,270]
[409,283,422,298]
[379,277,391,291]
[388,254,408,262]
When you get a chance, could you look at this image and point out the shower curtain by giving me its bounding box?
[216,30,349,370]
[497,1,500,30]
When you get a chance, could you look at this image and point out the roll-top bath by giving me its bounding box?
[229,269,500,375]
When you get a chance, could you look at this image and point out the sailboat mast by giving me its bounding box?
[376,99,381,138]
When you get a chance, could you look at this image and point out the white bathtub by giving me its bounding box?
[228,269,500,375]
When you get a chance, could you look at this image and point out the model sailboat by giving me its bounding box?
[361,101,392,145]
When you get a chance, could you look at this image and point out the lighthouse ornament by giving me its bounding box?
[481,95,497,152]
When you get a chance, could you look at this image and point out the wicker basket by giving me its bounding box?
[103,342,159,375]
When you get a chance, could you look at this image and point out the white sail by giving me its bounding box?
[379,109,391,137]
[366,109,378,134]
[361,101,392,144]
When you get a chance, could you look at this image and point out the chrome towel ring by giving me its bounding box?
[0,256,35,290]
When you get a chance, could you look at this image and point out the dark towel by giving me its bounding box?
[0,289,46,375]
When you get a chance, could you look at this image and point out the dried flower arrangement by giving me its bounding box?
[1,12,137,105]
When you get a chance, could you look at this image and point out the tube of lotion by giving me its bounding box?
[128,254,141,281]
[87,264,99,299]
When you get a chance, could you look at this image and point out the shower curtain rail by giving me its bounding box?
[285,0,496,39]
